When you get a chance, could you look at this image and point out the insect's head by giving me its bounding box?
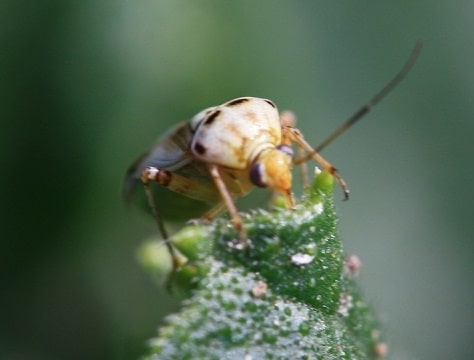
[250,145,294,207]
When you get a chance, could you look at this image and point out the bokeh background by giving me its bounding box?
[2,1,473,359]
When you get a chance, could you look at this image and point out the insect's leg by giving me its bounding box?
[141,168,182,270]
[201,202,226,220]
[206,164,249,248]
[280,110,309,187]
[297,143,309,187]
[143,166,222,204]
[142,165,226,258]
[283,126,350,200]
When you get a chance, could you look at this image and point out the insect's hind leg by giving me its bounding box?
[206,164,249,249]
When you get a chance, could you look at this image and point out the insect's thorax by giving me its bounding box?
[189,97,282,170]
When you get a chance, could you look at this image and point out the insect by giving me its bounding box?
[124,42,421,269]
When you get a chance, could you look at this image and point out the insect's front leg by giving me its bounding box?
[283,126,350,200]
[206,164,249,249]
[280,111,309,187]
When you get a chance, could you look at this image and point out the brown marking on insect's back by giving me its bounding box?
[203,110,221,126]
[193,142,206,155]
[225,98,250,107]
[263,99,276,108]
[237,136,250,165]
[243,109,259,124]
[218,118,252,166]
[228,114,281,167]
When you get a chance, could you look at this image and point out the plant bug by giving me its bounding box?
[124,42,421,270]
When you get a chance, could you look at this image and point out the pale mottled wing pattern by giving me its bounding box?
[124,122,190,197]
[124,121,219,203]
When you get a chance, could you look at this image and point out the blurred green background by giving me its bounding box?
[2,1,473,359]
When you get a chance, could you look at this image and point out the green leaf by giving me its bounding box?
[138,171,386,359]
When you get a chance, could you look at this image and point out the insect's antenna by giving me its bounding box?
[295,41,422,164]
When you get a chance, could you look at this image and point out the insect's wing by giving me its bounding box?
[123,121,193,199]
[124,121,222,221]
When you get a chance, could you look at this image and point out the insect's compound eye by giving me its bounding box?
[276,144,294,158]
[251,148,293,191]
[250,162,267,188]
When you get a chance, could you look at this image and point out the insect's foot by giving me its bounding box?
[228,237,252,251]
[342,188,350,201]
[187,218,211,226]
